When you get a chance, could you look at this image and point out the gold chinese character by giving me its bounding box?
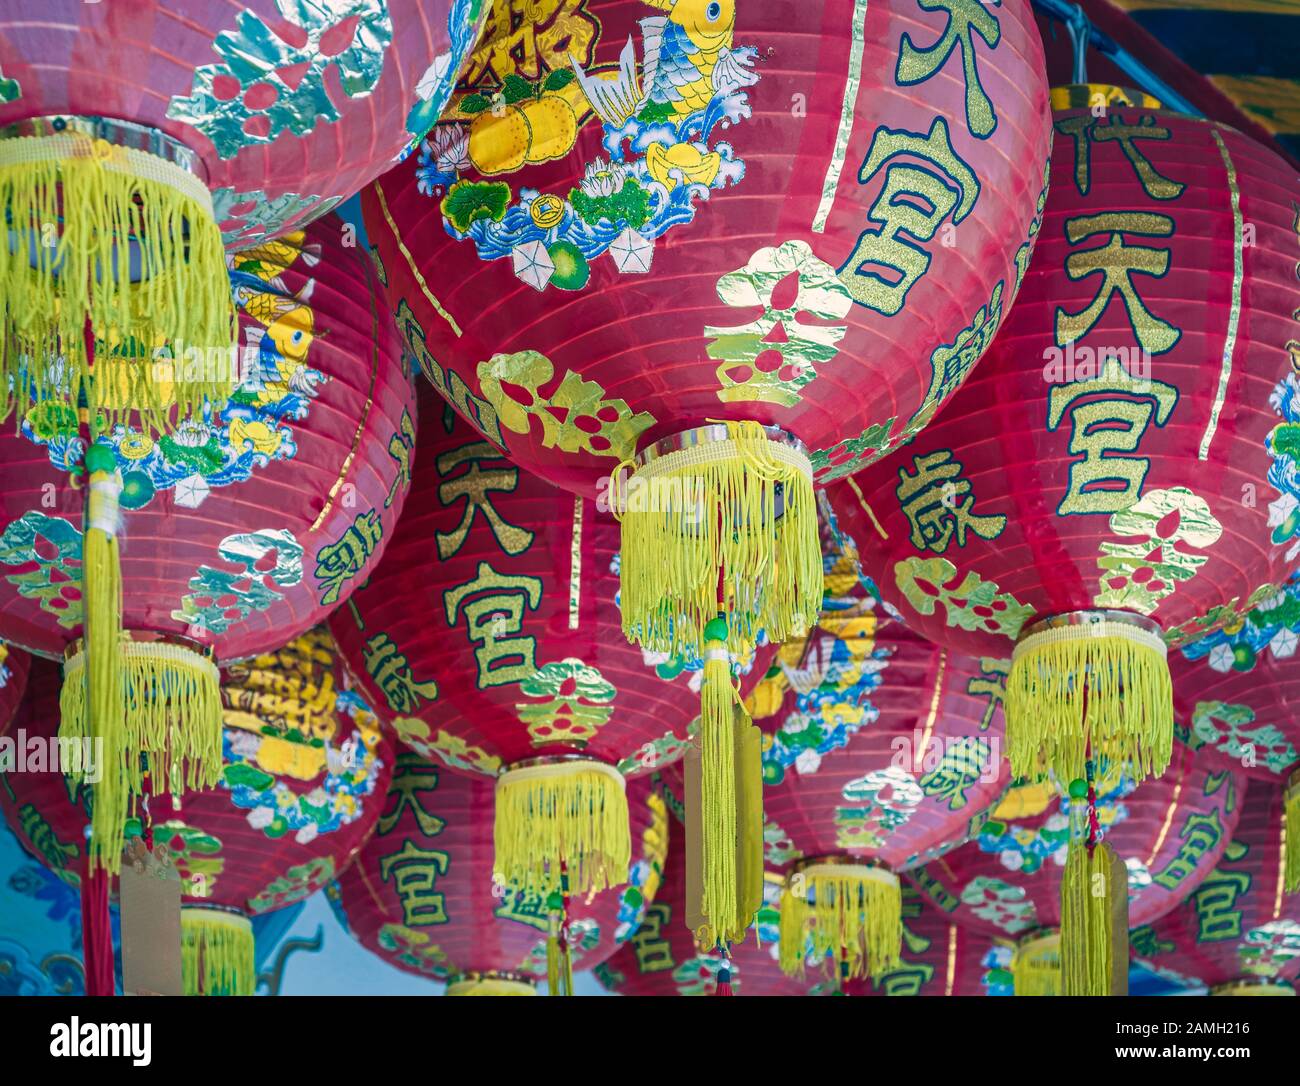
[896,0,1001,138]
[435,441,535,560]
[896,450,1006,553]
[443,561,543,688]
[378,840,450,927]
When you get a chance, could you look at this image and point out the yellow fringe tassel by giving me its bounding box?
[778,864,901,980]
[1011,931,1061,996]
[0,131,236,430]
[614,420,822,659]
[1285,772,1299,895]
[494,759,629,899]
[181,908,254,997]
[1007,622,1172,783]
[1061,841,1127,996]
[445,975,537,996]
[60,635,223,873]
[546,926,574,997]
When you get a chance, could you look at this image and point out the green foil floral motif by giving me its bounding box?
[477,350,654,460]
[172,529,304,634]
[895,555,1035,639]
[168,0,393,160]
[706,240,854,407]
[0,512,84,628]
[1094,486,1223,614]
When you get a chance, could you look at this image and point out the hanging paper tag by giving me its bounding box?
[118,838,183,996]
[1105,844,1130,996]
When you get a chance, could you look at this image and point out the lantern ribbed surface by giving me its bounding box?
[1171,576,1300,783]
[362,0,1052,496]
[0,0,488,247]
[1130,781,1300,993]
[329,753,669,989]
[761,613,1010,875]
[833,106,1300,784]
[907,741,1244,939]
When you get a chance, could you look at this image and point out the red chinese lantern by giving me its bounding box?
[0,215,414,870]
[0,0,486,426]
[833,93,1300,793]
[0,630,397,996]
[596,784,992,996]
[1168,577,1300,893]
[759,604,1010,983]
[362,0,1051,937]
[330,750,668,994]
[0,641,28,732]
[1129,782,1299,996]
[331,382,770,907]
[906,741,1245,995]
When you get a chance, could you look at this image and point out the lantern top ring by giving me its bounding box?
[1209,978,1296,997]
[498,754,625,789]
[446,970,535,988]
[180,902,250,922]
[786,855,898,888]
[633,423,810,472]
[0,114,207,182]
[1012,609,1166,663]
[65,629,217,666]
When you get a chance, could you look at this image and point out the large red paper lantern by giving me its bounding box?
[757,601,1010,983]
[0,0,486,434]
[361,0,1050,925]
[596,785,994,997]
[330,750,668,994]
[330,383,770,904]
[1129,782,1299,996]
[833,95,1300,793]
[0,630,395,995]
[907,742,1244,994]
[0,215,414,869]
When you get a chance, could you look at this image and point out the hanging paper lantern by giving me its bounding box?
[760,601,1011,983]
[906,742,1245,995]
[329,748,668,994]
[362,0,1051,939]
[0,630,396,995]
[596,779,994,997]
[329,383,770,907]
[1130,781,1299,995]
[833,91,1300,793]
[0,0,486,432]
[0,216,414,870]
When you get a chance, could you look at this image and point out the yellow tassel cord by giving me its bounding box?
[1286,771,1299,895]
[0,130,236,429]
[693,678,764,948]
[614,421,822,660]
[445,975,537,996]
[1011,931,1061,996]
[181,908,254,997]
[545,916,575,998]
[60,637,223,872]
[778,863,901,980]
[1006,620,1172,783]
[494,759,630,899]
[1060,841,1124,997]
